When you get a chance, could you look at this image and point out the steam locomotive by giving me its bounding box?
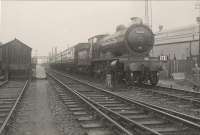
[50,17,162,87]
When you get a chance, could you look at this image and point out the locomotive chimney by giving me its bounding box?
[55,47,57,55]
[159,25,163,32]
[130,17,143,25]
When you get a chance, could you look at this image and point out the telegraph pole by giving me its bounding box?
[198,18,200,66]
[145,0,149,26]
[145,0,152,28]
[195,2,200,66]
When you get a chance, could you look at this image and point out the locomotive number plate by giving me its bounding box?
[135,30,144,34]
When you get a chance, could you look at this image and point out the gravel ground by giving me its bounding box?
[48,78,85,135]
[7,79,84,135]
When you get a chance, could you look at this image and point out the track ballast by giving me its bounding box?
[47,70,200,135]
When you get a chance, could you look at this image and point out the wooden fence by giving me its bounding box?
[160,59,196,79]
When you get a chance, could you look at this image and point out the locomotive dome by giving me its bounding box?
[116,25,126,32]
[125,24,154,53]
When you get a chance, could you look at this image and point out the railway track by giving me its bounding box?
[141,84,200,105]
[0,80,29,135]
[47,70,200,135]
[52,69,200,125]
[48,76,134,135]
[117,84,200,119]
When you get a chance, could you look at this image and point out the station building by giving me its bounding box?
[151,24,199,61]
[151,24,200,79]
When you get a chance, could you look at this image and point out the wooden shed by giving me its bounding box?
[0,38,32,79]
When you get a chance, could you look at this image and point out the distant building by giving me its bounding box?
[151,24,199,61]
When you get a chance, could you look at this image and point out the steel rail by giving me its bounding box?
[143,84,200,100]
[48,73,133,135]
[47,72,162,135]
[52,69,200,102]
[137,87,200,105]
[53,70,200,123]
[81,93,162,135]
[0,80,29,135]
[123,84,200,122]
[135,99,200,124]
[50,70,200,132]
[131,85,200,107]
[50,69,200,124]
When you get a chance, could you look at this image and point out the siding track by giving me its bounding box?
[47,70,200,135]
[0,80,29,135]
[117,84,200,124]
[48,76,133,135]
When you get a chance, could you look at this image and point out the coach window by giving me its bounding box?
[93,38,97,43]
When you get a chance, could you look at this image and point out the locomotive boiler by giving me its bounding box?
[99,23,154,56]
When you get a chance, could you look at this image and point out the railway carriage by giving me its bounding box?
[74,43,91,73]
[62,47,75,65]
[61,47,75,71]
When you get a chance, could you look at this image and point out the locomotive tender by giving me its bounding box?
[50,18,162,86]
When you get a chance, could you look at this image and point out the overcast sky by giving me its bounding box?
[0,1,199,56]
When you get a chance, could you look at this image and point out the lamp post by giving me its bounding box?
[196,16,200,66]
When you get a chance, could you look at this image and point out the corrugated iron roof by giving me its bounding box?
[155,24,197,34]
[155,24,199,45]
[0,38,32,49]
